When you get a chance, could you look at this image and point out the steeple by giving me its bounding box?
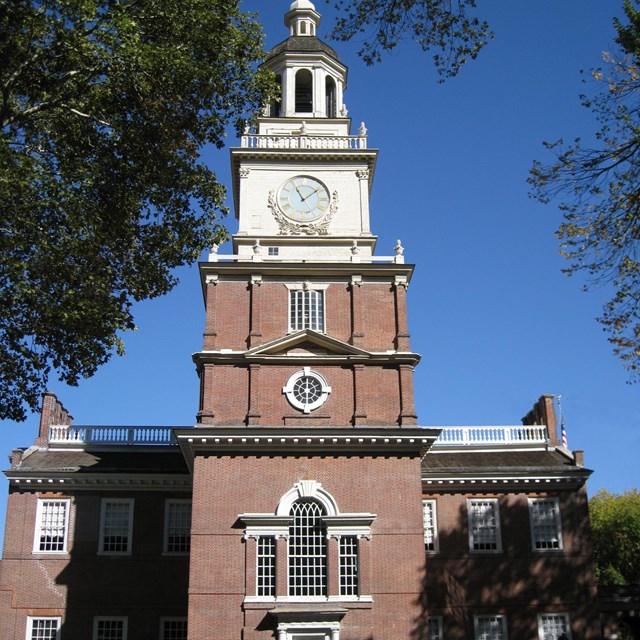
[262,0,347,119]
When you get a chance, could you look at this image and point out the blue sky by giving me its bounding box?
[1,0,638,550]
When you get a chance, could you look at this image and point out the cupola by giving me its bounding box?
[262,0,348,120]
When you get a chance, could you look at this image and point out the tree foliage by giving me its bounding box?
[589,489,640,585]
[529,0,640,381]
[330,0,493,79]
[0,0,272,421]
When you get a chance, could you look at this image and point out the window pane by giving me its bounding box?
[428,617,442,640]
[475,615,506,640]
[288,500,327,596]
[257,536,276,597]
[423,500,438,551]
[29,618,60,640]
[539,613,571,639]
[290,290,324,331]
[470,500,499,551]
[101,501,132,553]
[530,499,562,550]
[339,536,359,596]
[37,501,68,552]
[95,618,126,640]
[166,501,191,553]
[161,619,187,640]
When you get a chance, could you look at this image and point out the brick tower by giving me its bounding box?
[179,1,439,638]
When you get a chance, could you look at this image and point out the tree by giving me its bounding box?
[330,0,493,80]
[529,0,640,381]
[0,0,272,421]
[589,489,640,585]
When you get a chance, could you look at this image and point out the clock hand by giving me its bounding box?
[300,187,320,202]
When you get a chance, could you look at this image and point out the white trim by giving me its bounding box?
[93,616,128,640]
[276,480,338,516]
[468,499,502,553]
[163,499,192,554]
[98,498,134,555]
[26,616,62,640]
[528,498,563,552]
[537,613,571,640]
[33,499,70,554]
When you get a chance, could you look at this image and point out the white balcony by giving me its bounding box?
[431,425,548,448]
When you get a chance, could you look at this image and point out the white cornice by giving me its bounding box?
[5,472,193,491]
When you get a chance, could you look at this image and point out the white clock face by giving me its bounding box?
[278,176,330,222]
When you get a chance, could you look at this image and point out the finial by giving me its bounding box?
[359,122,367,136]
[253,239,262,255]
[340,104,348,117]
[394,239,404,255]
[351,241,360,255]
[300,121,308,135]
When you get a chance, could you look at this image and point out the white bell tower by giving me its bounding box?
[227,0,383,263]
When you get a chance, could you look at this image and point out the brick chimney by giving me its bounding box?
[521,394,559,446]
[36,392,73,447]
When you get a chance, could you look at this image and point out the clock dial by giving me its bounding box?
[278,176,330,222]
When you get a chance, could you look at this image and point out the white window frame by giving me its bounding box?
[98,498,134,555]
[338,535,359,596]
[468,499,502,553]
[267,246,279,257]
[538,613,571,640]
[26,616,62,640]
[160,617,188,640]
[93,616,128,640]
[33,499,70,554]
[423,500,439,552]
[428,616,443,640]
[163,499,192,554]
[529,498,563,551]
[286,283,328,333]
[474,614,508,640]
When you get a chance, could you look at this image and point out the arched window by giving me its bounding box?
[295,69,313,113]
[325,76,336,118]
[289,500,327,596]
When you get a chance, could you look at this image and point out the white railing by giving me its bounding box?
[240,134,367,150]
[433,425,548,447]
[207,252,404,264]
[49,425,177,446]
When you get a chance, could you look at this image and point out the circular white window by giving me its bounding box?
[283,367,331,414]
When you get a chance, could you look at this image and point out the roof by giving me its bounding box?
[12,448,189,474]
[265,36,340,64]
[423,449,578,472]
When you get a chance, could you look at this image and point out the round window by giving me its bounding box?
[283,367,331,414]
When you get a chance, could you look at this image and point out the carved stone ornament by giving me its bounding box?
[268,189,338,236]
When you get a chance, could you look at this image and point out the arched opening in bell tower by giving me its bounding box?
[295,69,313,113]
[270,74,282,117]
[325,76,336,118]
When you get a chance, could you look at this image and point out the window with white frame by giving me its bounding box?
[474,615,508,640]
[93,617,127,640]
[428,616,443,640]
[529,498,563,551]
[339,535,359,596]
[257,536,276,597]
[289,500,327,596]
[26,617,61,640]
[267,246,279,257]
[538,613,571,640]
[99,499,133,554]
[160,618,187,640]
[423,500,438,552]
[34,499,70,553]
[468,499,501,552]
[289,288,325,331]
[164,500,191,554]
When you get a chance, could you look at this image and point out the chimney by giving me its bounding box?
[522,394,559,446]
[36,392,73,447]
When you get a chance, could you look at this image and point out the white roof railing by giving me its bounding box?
[48,424,548,449]
[240,134,367,150]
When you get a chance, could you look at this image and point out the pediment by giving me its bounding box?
[246,330,371,358]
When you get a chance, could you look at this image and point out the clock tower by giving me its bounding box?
[180,2,438,639]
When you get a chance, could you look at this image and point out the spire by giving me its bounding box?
[285,0,321,37]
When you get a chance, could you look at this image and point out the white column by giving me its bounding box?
[284,67,296,116]
[313,66,324,117]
